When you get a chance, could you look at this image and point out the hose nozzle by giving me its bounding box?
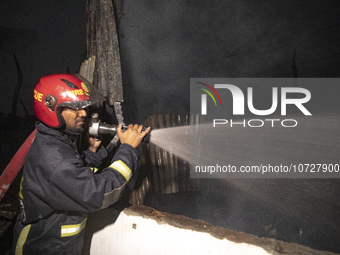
[88,113,150,143]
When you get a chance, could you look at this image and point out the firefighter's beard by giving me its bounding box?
[65,118,85,133]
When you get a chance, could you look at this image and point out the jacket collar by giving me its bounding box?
[36,122,80,146]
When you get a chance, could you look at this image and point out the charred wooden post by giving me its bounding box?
[85,0,125,159]
[86,0,123,105]
[11,53,23,119]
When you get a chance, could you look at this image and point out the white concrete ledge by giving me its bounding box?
[87,205,338,255]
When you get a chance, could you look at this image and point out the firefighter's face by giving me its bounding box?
[61,107,87,133]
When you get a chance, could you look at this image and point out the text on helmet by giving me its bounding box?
[70,89,85,96]
[34,89,43,102]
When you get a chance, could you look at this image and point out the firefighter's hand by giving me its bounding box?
[88,136,102,153]
[117,124,151,148]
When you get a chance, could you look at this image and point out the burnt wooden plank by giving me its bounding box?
[86,0,123,104]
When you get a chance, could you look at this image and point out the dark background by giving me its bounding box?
[1,0,340,253]
[1,0,340,125]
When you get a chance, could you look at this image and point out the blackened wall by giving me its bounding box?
[118,0,340,124]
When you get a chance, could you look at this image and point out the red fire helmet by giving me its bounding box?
[33,74,105,128]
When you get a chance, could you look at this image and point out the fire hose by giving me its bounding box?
[0,129,37,202]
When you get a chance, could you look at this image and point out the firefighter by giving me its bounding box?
[13,74,150,255]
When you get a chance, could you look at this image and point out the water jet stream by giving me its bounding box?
[149,115,340,175]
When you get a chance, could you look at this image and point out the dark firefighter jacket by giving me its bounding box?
[13,122,139,255]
